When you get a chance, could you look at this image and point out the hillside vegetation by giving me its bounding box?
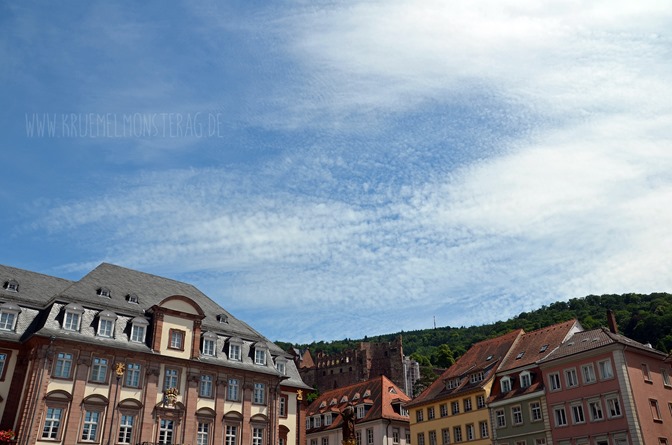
[278,293,672,368]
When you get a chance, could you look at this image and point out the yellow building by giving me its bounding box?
[406,330,522,445]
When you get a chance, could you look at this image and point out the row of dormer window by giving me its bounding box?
[307,403,372,429]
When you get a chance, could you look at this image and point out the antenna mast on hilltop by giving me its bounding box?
[433,316,436,329]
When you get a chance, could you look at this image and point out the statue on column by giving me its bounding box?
[341,405,356,445]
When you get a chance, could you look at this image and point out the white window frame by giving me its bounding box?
[479,421,488,438]
[81,409,101,441]
[553,406,567,427]
[564,368,578,388]
[0,303,20,331]
[520,371,532,388]
[229,339,242,361]
[118,414,134,444]
[200,374,213,398]
[227,378,239,401]
[90,357,109,383]
[130,317,148,343]
[495,409,506,428]
[548,372,562,391]
[530,401,542,422]
[581,364,596,384]
[598,359,613,380]
[501,376,512,392]
[255,347,267,365]
[511,406,523,425]
[606,395,622,418]
[588,399,604,421]
[253,382,265,404]
[275,357,287,375]
[662,368,671,387]
[63,305,83,331]
[571,402,585,424]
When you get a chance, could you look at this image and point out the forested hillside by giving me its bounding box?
[278,293,672,368]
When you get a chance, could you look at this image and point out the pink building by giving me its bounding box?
[538,314,671,445]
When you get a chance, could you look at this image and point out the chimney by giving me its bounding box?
[607,310,618,334]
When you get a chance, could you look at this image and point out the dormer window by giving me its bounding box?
[126,293,139,304]
[0,302,21,331]
[356,404,368,419]
[363,389,371,398]
[217,314,229,323]
[3,280,19,292]
[254,344,268,366]
[353,393,360,400]
[539,344,549,353]
[341,395,349,403]
[516,351,525,360]
[63,303,84,331]
[201,332,217,356]
[330,398,337,406]
[275,357,287,375]
[520,371,532,388]
[96,287,111,298]
[500,376,512,393]
[97,310,117,338]
[470,371,485,383]
[319,401,327,409]
[130,316,149,343]
[446,378,461,389]
[228,337,243,361]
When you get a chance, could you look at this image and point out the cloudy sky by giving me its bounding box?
[1,1,671,344]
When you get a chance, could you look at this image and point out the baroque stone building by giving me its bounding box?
[0,262,310,445]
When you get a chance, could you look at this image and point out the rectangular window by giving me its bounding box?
[588,400,604,421]
[549,373,561,391]
[451,401,459,415]
[441,429,450,445]
[130,324,145,343]
[357,431,362,445]
[279,395,287,417]
[393,428,400,445]
[465,424,474,441]
[53,352,73,379]
[564,368,578,388]
[125,363,141,388]
[90,357,108,383]
[200,374,213,398]
[477,395,486,409]
[169,329,185,350]
[554,406,567,426]
[367,429,374,445]
[520,373,532,388]
[197,422,210,445]
[606,396,622,418]
[42,407,63,439]
[228,378,239,401]
[253,382,265,404]
[98,318,114,337]
[581,364,596,384]
[417,433,425,445]
[662,369,671,387]
[253,427,264,445]
[159,419,174,445]
[479,421,488,438]
[164,368,179,390]
[650,399,662,421]
[406,430,410,445]
[501,377,512,392]
[255,349,266,365]
[0,312,16,331]
[81,410,100,441]
[229,343,241,361]
[512,406,523,425]
[453,427,462,443]
[571,403,585,424]
[314,416,321,428]
[530,402,542,422]
[429,430,437,445]
[202,338,216,356]
[118,414,134,444]
[322,438,329,445]
[64,312,80,331]
[416,410,424,422]
[463,398,472,412]
[642,364,652,382]
[428,406,435,419]
[598,359,613,379]
[440,404,448,417]
[496,409,506,428]
[225,425,238,445]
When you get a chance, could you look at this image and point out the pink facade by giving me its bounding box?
[543,348,631,445]
[623,349,672,444]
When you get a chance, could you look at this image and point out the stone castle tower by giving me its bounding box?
[294,336,417,396]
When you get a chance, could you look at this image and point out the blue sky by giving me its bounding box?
[2,1,671,344]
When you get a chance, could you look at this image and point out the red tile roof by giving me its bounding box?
[306,375,411,433]
[407,329,523,407]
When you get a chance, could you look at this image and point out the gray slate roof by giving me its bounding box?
[0,262,309,389]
